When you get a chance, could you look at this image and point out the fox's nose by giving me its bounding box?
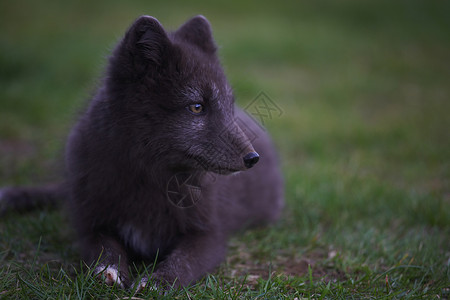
[243,152,259,169]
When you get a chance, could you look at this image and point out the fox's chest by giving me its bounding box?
[113,183,209,259]
[116,198,180,259]
[118,220,178,259]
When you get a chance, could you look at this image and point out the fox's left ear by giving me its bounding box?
[175,15,217,53]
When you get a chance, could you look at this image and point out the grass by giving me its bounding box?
[1,0,449,298]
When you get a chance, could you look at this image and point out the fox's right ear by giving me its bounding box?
[121,16,171,67]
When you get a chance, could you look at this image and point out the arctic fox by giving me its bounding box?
[0,15,284,289]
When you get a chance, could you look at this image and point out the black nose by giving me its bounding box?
[243,152,259,169]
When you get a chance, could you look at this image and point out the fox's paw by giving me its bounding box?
[94,265,125,288]
[132,277,155,293]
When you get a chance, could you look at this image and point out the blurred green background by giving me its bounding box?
[0,0,449,297]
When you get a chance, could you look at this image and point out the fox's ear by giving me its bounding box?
[122,15,170,66]
[175,15,217,53]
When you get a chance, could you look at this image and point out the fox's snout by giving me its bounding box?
[226,119,260,171]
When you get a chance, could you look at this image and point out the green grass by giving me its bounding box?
[1,0,449,298]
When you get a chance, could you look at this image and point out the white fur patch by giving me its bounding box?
[211,82,220,99]
[95,264,123,288]
[225,84,233,97]
[119,223,149,256]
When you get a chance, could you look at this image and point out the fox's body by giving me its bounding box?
[0,16,283,289]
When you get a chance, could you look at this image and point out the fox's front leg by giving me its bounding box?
[81,234,130,288]
[138,232,227,290]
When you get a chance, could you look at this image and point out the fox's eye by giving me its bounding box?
[187,103,204,115]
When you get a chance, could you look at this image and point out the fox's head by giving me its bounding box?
[105,16,259,174]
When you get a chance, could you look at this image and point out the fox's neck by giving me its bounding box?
[138,161,205,194]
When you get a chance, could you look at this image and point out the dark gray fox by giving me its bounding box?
[0,15,283,289]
